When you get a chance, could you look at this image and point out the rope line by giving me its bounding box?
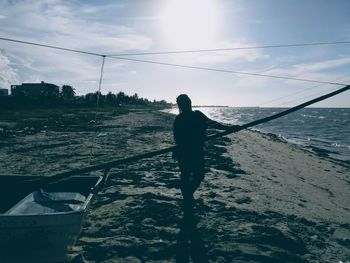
[2,37,350,58]
[274,86,340,107]
[22,85,350,188]
[0,37,105,57]
[107,41,350,56]
[258,74,350,107]
[96,56,106,108]
[109,56,347,86]
[1,36,348,86]
[89,55,106,164]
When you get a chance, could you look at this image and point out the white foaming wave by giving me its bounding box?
[331,143,350,150]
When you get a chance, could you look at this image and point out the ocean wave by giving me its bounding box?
[331,143,350,150]
[165,107,350,162]
[208,107,350,162]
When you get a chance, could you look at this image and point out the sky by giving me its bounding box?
[0,0,350,107]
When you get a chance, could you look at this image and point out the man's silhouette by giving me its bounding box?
[173,94,236,211]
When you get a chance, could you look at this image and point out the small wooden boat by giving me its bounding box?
[0,174,103,263]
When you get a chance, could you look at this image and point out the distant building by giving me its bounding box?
[11,81,59,98]
[0,89,9,96]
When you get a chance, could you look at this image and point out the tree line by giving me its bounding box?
[0,84,169,109]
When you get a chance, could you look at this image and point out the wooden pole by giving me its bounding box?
[21,85,349,188]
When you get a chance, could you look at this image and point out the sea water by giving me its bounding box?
[169,107,350,163]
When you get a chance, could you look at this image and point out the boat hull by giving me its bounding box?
[0,175,102,263]
[0,212,84,263]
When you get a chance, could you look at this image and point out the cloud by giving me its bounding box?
[151,40,270,66]
[79,3,125,15]
[293,57,350,73]
[0,51,18,89]
[0,0,154,93]
[1,0,153,53]
[0,1,269,92]
[250,56,350,87]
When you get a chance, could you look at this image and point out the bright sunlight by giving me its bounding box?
[160,0,220,49]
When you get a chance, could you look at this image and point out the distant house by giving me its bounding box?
[0,88,9,96]
[11,81,59,98]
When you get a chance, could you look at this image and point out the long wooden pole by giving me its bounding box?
[22,85,349,188]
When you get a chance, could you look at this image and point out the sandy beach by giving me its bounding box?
[1,108,349,262]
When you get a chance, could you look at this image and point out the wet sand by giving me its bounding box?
[1,109,349,262]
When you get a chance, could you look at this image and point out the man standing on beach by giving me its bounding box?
[173,94,236,212]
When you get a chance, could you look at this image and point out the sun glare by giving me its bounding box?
[160,0,220,49]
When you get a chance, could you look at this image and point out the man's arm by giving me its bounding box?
[196,110,241,131]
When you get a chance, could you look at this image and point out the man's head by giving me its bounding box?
[176,94,192,112]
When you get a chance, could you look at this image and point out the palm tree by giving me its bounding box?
[41,84,60,105]
[61,85,75,100]
[105,92,116,106]
[116,91,127,105]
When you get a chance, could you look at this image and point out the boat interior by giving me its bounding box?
[0,175,102,214]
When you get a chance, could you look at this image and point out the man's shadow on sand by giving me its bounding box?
[175,206,209,263]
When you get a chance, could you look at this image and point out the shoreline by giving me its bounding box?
[249,129,350,168]
[0,109,349,262]
[165,107,350,166]
[225,130,350,224]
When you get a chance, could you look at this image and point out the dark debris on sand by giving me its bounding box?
[1,109,349,262]
[73,134,349,263]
